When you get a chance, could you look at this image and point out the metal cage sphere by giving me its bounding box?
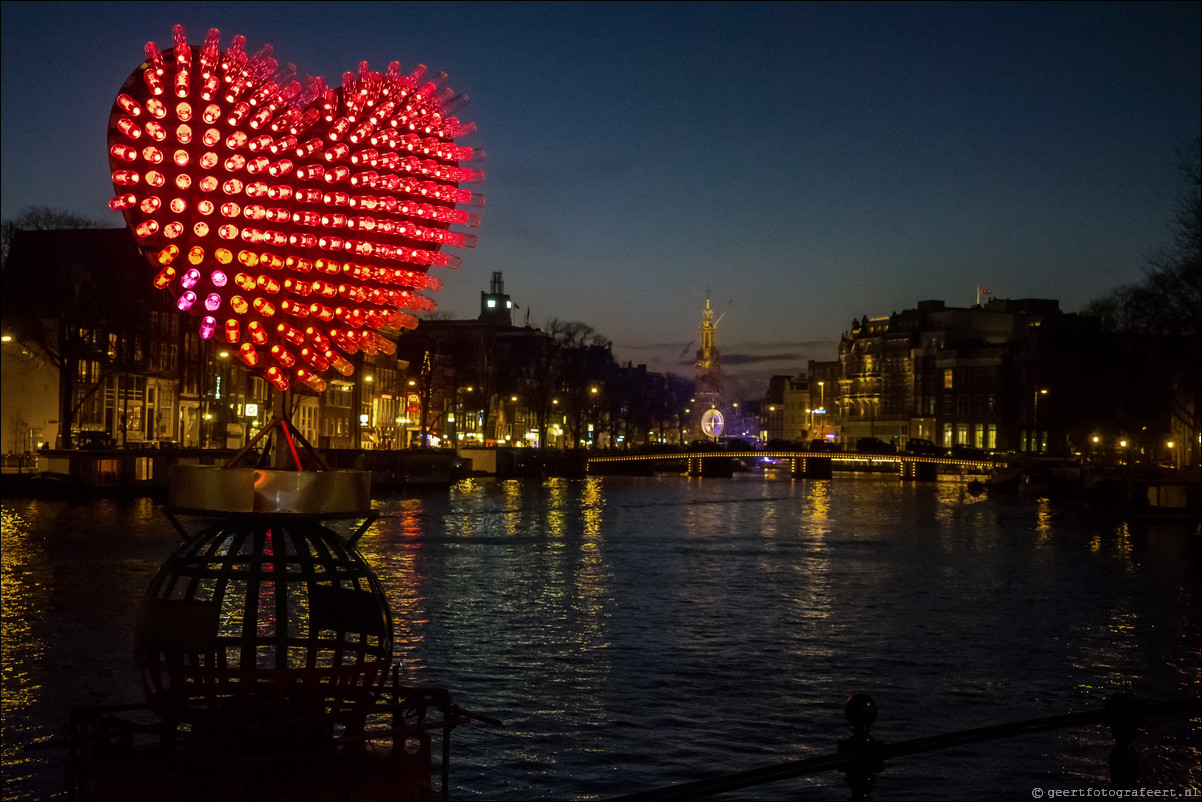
[134,518,393,723]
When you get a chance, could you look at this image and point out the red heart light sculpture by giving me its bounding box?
[106,25,482,393]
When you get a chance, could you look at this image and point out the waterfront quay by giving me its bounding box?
[3,472,1198,800]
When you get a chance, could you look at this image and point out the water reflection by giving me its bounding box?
[1,477,1198,801]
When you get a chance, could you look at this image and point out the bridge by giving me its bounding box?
[586,449,1002,480]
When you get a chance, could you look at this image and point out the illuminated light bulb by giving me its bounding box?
[252,297,276,317]
[225,132,248,151]
[224,154,247,171]
[180,268,201,289]
[249,107,273,129]
[220,201,241,217]
[202,103,222,125]
[234,272,255,291]
[209,270,227,288]
[224,319,241,343]
[267,185,294,201]
[116,117,143,140]
[193,222,211,240]
[260,253,284,269]
[373,333,398,355]
[174,174,191,191]
[152,265,176,288]
[222,179,244,195]
[323,191,350,206]
[300,348,330,371]
[173,149,190,167]
[328,329,359,355]
[218,224,239,239]
[116,94,142,116]
[169,198,187,214]
[199,316,218,340]
[246,155,270,174]
[290,233,318,248]
[199,176,219,192]
[175,102,192,122]
[146,97,167,118]
[285,277,312,295]
[314,258,341,274]
[204,293,222,312]
[144,120,167,141]
[245,182,269,197]
[328,353,354,376]
[317,235,344,250]
[108,193,137,211]
[296,137,323,157]
[325,165,351,183]
[175,68,190,98]
[295,188,323,203]
[143,66,164,96]
[247,134,273,152]
[214,247,233,264]
[310,302,335,321]
[295,164,325,181]
[243,204,267,221]
[324,143,350,162]
[282,299,310,319]
[163,222,184,239]
[135,220,159,238]
[270,345,295,367]
[298,371,328,393]
[145,170,166,188]
[278,323,305,344]
[195,152,218,171]
[177,291,197,311]
[185,246,204,265]
[268,159,294,177]
[265,366,290,392]
[142,146,164,164]
[256,275,281,294]
[137,197,160,215]
[248,321,267,344]
[110,144,137,162]
[305,327,331,351]
[238,342,259,366]
[230,296,249,315]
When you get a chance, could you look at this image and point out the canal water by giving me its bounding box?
[2,473,1199,800]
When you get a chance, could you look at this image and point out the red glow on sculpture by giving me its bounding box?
[107,24,482,391]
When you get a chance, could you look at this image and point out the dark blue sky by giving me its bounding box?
[3,1,1199,396]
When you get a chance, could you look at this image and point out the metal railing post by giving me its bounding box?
[1105,692,1143,789]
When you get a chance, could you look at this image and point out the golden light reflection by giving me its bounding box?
[1,507,47,721]
[1035,498,1054,545]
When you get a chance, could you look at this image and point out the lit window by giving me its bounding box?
[943,369,953,389]
[486,299,496,308]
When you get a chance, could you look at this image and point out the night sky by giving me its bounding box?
[2,1,1199,397]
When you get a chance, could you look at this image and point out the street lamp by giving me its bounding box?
[817,381,825,439]
[1033,388,1047,452]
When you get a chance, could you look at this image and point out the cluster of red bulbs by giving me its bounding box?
[106,25,482,393]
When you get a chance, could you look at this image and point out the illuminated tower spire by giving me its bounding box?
[694,296,723,435]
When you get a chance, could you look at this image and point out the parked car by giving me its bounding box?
[950,443,988,460]
[856,437,897,454]
[808,438,840,452]
[76,431,115,450]
[904,438,945,456]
